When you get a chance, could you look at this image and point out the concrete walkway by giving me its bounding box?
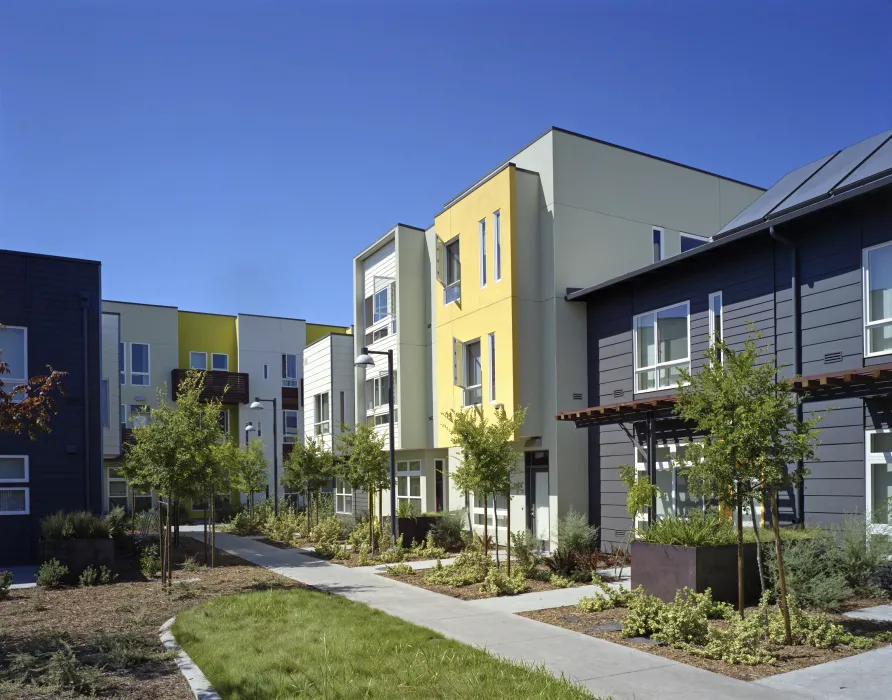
[187,531,812,699]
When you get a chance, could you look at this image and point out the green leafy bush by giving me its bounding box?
[510,530,542,577]
[310,516,344,545]
[651,590,710,646]
[481,568,528,596]
[549,573,573,589]
[379,537,408,563]
[263,511,305,544]
[347,515,382,552]
[576,594,614,612]
[637,510,736,546]
[429,510,467,550]
[409,532,448,560]
[396,500,421,518]
[139,544,161,578]
[764,529,851,610]
[103,506,130,541]
[682,587,735,620]
[36,559,68,588]
[79,566,99,587]
[40,511,110,541]
[423,549,491,587]
[230,508,265,536]
[385,563,414,576]
[357,542,371,566]
[621,587,664,637]
[0,570,13,599]
[577,576,631,612]
[835,515,892,595]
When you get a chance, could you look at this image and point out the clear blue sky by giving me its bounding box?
[1,1,889,326]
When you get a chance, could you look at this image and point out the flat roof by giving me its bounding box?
[1,248,101,266]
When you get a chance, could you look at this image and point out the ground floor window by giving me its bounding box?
[335,479,353,514]
[0,487,29,515]
[107,467,153,512]
[396,460,422,513]
[866,429,892,534]
[473,493,507,528]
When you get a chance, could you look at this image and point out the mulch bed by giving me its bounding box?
[0,536,299,699]
[521,600,892,681]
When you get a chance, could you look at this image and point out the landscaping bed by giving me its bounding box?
[0,537,298,699]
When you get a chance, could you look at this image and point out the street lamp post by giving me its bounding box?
[250,397,279,515]
[354,346,397,543]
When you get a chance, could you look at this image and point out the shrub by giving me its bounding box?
[423,549,491,587]
[36,559,68,588]
[510,530,542,577]
[577,576,630,612]
[396,500,421,519]
[682,587,735,620]
[385,563,414,576]
[0,570,13,599]
[764,529,851,610]
[230,509,265,536]
[139,544,161,578]
[481,567,528,596]
[379,537,407,563]
[40,511,110,541]
[347,515,382,552]
[103,506,130,541]
[557,509,599,560]
[621,587,664,637]
[79,566,98,587]
[357,543,371,566]
[263,511,304,544]
[576,594,614,612]
[549,573,573,589]
[409,532,448,560]
[637,510,736,546]
[834,514,892,595]
[651,590,710,646]
[42,643,105,696]
[429,510,467,550]
[310,516,344,545]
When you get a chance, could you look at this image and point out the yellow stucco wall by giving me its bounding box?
[434,166,519,446]
[307,322,351,345]
[177,311,239,372]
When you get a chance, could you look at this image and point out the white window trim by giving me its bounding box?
[335,478,354,514]
[633,301,691,395]
[443,236,461,306]
[463,339,482,407]
[211,353,229,372]
[865,428,892,535]
[314,393,330,435]
[653,227,665,263]
[0,487,29,515]
[396,460,422,511]
[130,343,151,385]
[863,242,892,358]
[283,354,299,388]
[488,333,496,403]
[190,351,208,370]
[494,210,502,282]
[479,218,487,288]
[0,456,29,483]
[472,492,508,530]
[708,291,723,351]
[283,409,300,436]
[0,326,27,388]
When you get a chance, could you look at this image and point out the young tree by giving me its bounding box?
[0,345,66,437]
[443,405,527,571]
[232,437,268,509]
[338,423,389,554]
[674,331,822,637]
[283,436,335,529]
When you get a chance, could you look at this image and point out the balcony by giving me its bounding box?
[171,369,250,405]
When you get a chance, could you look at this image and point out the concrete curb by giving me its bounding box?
[159,617,221,700]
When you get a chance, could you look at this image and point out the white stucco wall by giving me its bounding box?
[303,333,354,451]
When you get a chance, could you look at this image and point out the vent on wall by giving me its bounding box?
[824,351,843,364]
[613,389,625,399]
[614,529,627,540]
[572,392,583,400]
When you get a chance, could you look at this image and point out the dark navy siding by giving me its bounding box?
[582,188,892,548]
[0,251,102,565]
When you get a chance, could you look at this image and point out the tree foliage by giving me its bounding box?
[283,436,336,494]
[232,437,268,505]
[0,340,66,438]
[338,422,390,497]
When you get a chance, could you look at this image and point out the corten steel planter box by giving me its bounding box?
[630,541,760,603]
[39,539,116,581]
[397,516,438,548]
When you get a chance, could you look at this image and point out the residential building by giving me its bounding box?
[0,250,103,565]
[559,127,892,547]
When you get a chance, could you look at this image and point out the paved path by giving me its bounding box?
[187,531,812,699]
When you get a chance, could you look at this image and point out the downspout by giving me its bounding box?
[80,293,92,512]
[769,226,804,524]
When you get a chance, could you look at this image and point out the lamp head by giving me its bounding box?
[354,347,375,367]
[245,422,256,433]
[250,399,264,410]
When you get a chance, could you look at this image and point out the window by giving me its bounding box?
[339,391,345,426]
[709,292,723,353]
[681,232,709,253]
[479,219,487,288]
[488,333,496,402]
[211,353,228,371]
[365,325,388,346]
[130,404,149,428]
[218,410,229,435]
[256,420,262,438]
[130,343,150,386]
[443,238,461,304]
[366,374,394,411]
[462,340,482,406]
[335,479,353,514]
[314,393,330,435]
[0,326,26,392]
[372,411,398,426]
[100,380,109,428]
[107,467,151,513]
[119,341,125,385]
[120,404,126,427]
[494,210,502,282]
[866,430,892,534]
[263,364,269,380]
[189,351,207,370]
[864,242,892,356]
[0,456,28,483]
[473,493,507,528]
[396,460,422,512]
[653,228,664,263]
[283,354,298,387]
[284,409,299,442]
[634,444,701,524]
[373,288,389,323]
[634,302,690,392]
[0,487,29,515]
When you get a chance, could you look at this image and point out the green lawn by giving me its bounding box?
[173,588,598,700]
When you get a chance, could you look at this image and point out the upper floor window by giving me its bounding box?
[681,232,709,253]
[263,364,269,380]
[634,302,690,392]
[709,292,723,355]
[0,326,27,390]
[653,228,664,263]
[366,372,397,412]
[314,392,330,435]
[864,242,892,357]
[130,343,150,386]
[335,478,353,514]
[190,351,207,370]
[119,341,125,385]
[458,339,482,406]
[373,288,389,323]
[100,380,109,428]
[494,210,502,282]
[283,354,298,387]
[212,353,229,371]
[130,404,149,428]
[0,456,28,483]
[283,409,300,441]
[437,237,461,305]
[479,219,487,288]
[218,410,230,435]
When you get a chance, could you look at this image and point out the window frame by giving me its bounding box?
[263,364,269,380]
[0,487,30,515]
[494,210,502,282]
[479,218,487,288]
[680,232,709,253]
[396,460,422,512]
[283,409,300,442]
[488,332,496,403]
[189,351,208,370]
[130,404,149,428]
[0,456,29,484]
[652,228,664,263]
[314,392,330,435]
[863,241,892,358]
[283,353,299,387]
[373,287,389,324]
[708,291,723,355]
[473,492,508,529]
[211,353,229,372]
[633,300,691,394]
[443,236,461,305]
[463,339,482,407]
[0,325,27,389]
[865,428,892,535]
[130,343,151,386]
[119,341,126,385]
[335,478,354,514]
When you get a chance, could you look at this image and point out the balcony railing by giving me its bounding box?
[171,369,250,405]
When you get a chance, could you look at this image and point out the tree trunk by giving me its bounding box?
[465,491,473,536]
[166,498,173,589]
[484,497,489,555]
[493,494,500,568]
[378,488,383,546]
[506,489,511,576]
[736,487,745,619]
[771,492,793,645]
[749,492,769,640]
[158,501,166,590]
[211,496,216,569]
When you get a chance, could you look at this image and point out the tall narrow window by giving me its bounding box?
[339,391,345,426]
[282,354,298,387]
[653,228,664,263]
[130,343,150,386]
[190,352,207,370]
[335,479,354,514]
[396,461,422,512]
[263,364,269,380]
[708,292,723,355]
[634,302,690,392]
[100,380,109,428]
[0,327,27,390]
[463,340,482,406]
[864,242,892,356]
[866,430,892,535]
[120,404,126,427]
[218,410,230,435]
[488,333,496,402]
[444,238,461,304]
[494,210,502,282]
[373,288,389,323]
[479,219,487,288]
[283,410,299,441]
[119,342,125,385]
[314,393,330,435]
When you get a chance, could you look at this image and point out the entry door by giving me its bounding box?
[526,449,550,549]
[435,459,445,512]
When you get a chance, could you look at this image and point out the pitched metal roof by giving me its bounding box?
[716,128,892,238]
